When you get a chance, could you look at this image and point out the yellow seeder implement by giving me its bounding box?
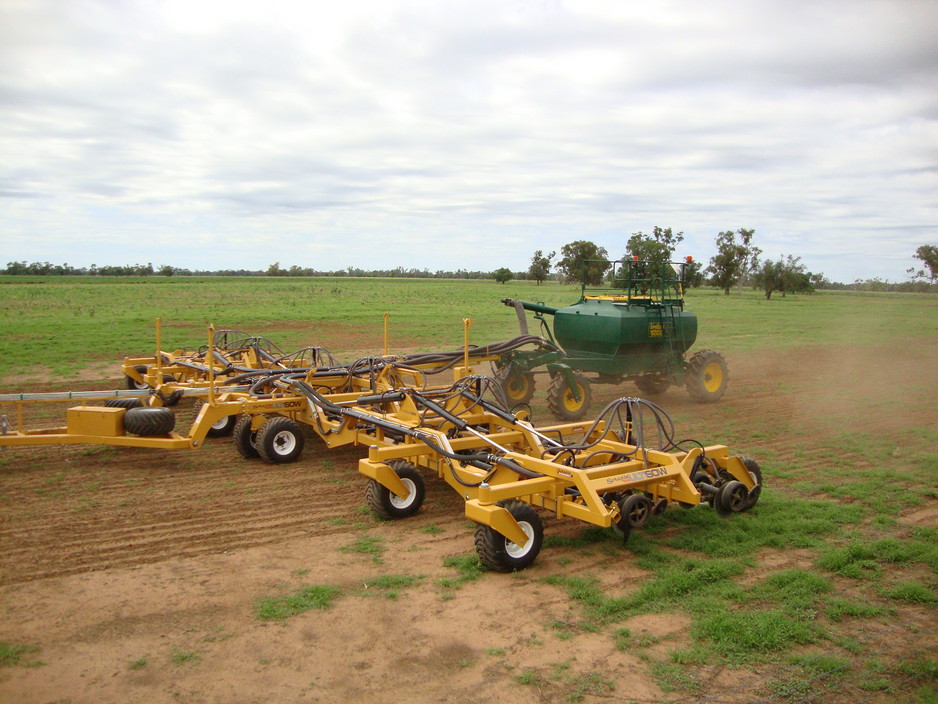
[0,323,761,571]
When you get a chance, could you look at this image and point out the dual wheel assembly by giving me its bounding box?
[364,462,543,572]
[499,348,729,423]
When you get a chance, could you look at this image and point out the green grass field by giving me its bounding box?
[0,276,936,701]
[0,275,935,381]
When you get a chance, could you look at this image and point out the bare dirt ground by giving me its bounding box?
[1,343,936,703]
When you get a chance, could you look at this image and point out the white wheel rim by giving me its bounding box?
[133,380,148,390]
[505,521,535,559]
[272,430,297,455]
[390,478,417,509]
[212,417,229,430]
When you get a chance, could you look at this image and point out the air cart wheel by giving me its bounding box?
[500,371,536,405]
[741,457,763,511]
[193,400,238,437]
[233,415,261,459]
[547,372,592,421]
[365,461,425,519]
[104,398,143,410]
[635,374,670,396]
[123,407,175,436]
[256,417,305,464]
[125,365,150,391]
[474,500,543,572]
[685,350,728,403]
[714,481,749,517]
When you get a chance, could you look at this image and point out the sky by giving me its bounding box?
[1,0,936,283]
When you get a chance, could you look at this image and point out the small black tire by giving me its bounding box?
[104,398,143,410]
[619,494,653,529]
[714,480,749,517]
[474,500,543,572]
[233,415,260,459]
[193,400,238,437]
[125,364,150,391]
[741,457,763,511]
[123,406,175,436]
[256,417,305,464]
[685,350,729,403]
[546,372,592,421]
[365,461,425,519]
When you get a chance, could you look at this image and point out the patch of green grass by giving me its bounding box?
[563,672,615,702]
[128,657,148,670]
[748,569,832,616]
[825,597,887,621]
[816,543,881,579]
[516,668,543,686]
[882,580,937,604]
[661,493,863,557]
[613,627,631,650]
[419,524,443,535]
[650,661,702,694]
[545,557,745,624]
[255,584,342,620]
[339,535,386,563]
[439,554,484,589]
[170,648,200,665]
[362,573,422,598]
[0,641,41,668]
[693,609,821,661]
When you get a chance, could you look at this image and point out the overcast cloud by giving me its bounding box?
[1,0,936,282]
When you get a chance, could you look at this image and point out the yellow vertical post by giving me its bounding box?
[155,317,163,379]
[207,324,216,405]
[383,312,390,356]
[463,317,471,375]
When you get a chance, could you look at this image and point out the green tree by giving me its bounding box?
[618,226,685,290]
[706,228,759,295]
[528,250,555,285]
[753,255,813,299]
[556,240,610,285]
[908,245,938,282]
[493,267,513,284]
[683,258,705,288]
[624,226,684,269]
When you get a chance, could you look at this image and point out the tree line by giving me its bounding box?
[521,229,937,296]
[4,238,935,293]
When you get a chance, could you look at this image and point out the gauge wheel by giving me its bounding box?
[500,370,536,405]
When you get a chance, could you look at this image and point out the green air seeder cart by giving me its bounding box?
[497,257,728,420]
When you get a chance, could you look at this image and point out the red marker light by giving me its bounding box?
[686,256,693,262]
[632,256,639,261]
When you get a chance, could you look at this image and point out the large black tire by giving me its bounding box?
[123,406,175,436]
[365,461,425,519]
[256,417,305,464]
[474,500,543,572]
[104,398,143,410]
[635,374,670,396]
[125,365,150,391]
[500,371,536,405]
[685,350,729,403]
[233,415,260,459]
[741,457,763,511]
[546,372,592,421]
[193,400,238,437]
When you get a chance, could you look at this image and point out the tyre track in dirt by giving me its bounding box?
[0,439,383,585]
